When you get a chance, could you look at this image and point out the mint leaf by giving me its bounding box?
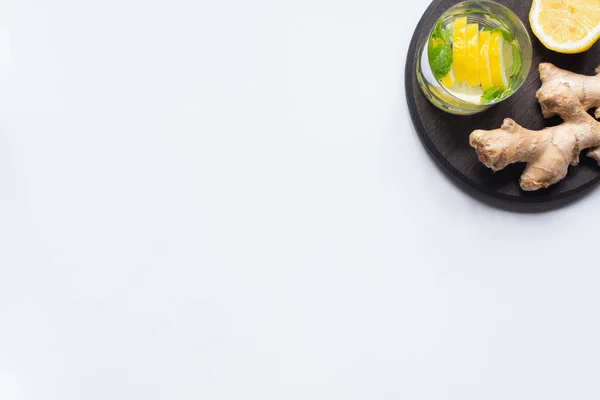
[431,19,453,42]
[511,42,522,79]
[441,28,452,41]
[429,43,453,80]
[490,27,513,42]
[481,87,507,104]
[432,19,444,41]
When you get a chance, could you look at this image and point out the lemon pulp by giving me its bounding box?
[477,31,492,91]
[530,0,600,53]
[452,17,468,83]
[466,23,480,87]
[489,31,509,89]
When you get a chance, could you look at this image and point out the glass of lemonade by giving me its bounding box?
[417,0,532,115]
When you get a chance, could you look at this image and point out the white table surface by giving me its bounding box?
[1,0,599,399]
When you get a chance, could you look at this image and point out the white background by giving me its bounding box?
[1,0,599,399]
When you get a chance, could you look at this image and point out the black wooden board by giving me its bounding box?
[406,0,600,202]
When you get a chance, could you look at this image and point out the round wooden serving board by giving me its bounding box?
[406,0,600,202]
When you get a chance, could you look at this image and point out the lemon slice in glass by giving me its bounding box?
[489,31,510,89]
[466,23,480,87]
[478,30,493,90]
[452,17,468,83]
[441,66,456,88]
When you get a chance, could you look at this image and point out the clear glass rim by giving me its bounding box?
[425,0,533,107]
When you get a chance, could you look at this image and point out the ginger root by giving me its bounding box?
[537,62,600,118]
[537,62,600,158]
[470,82,600,191]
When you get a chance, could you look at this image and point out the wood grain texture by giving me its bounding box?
[406,0,600,202]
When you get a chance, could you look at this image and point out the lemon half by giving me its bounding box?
[530,0,600,53]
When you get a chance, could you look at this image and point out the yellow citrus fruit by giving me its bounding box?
[478,30,493,90]
[489,31,509,89]
[441,66,456,87]
[530,0,600,53]
[466,23,480,87]
[452,17,468,83]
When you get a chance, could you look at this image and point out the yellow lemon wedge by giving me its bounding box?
[489,31,509,89]
[478,30,493,90]
[530,0,600,53]
[452,16,468,83]
[466,23,480,87]
[441,66,456,88]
